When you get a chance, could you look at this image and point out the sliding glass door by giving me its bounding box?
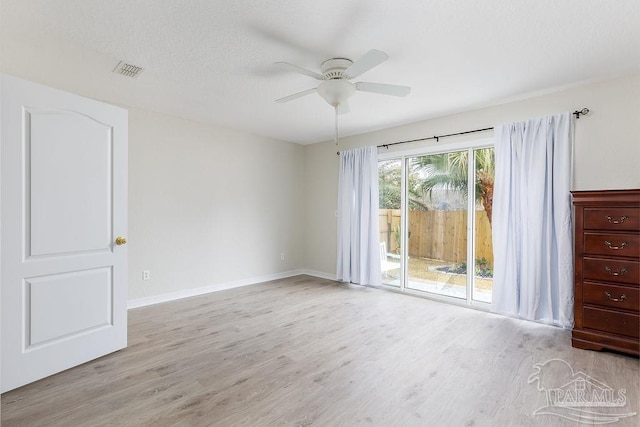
[407,152,469,299]
[378,144,494,306]
[378,159,402,286]
[473,148,495,303]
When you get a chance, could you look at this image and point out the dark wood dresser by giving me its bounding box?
[571,189,640,356]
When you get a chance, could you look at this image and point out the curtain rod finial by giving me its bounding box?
[573,108,589,119]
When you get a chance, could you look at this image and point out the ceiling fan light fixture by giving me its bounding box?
[317,79,356,107]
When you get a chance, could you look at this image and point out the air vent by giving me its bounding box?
[113,61,144,78]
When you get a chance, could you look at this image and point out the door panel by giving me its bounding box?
[1,75,128,392]
[29,110,113,257]
[28,267,112,346]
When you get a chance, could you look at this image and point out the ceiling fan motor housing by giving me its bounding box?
[320,58,353,79]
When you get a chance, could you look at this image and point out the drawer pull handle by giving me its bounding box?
[604,266,627,276]
[604,240,627,250]
[605,215,628,224]
[604,292,627,302]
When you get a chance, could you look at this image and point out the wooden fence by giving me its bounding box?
[379,209,493,264]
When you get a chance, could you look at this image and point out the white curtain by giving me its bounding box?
[337,146,381,285]
[491,113,574,328]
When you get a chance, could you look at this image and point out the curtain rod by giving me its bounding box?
[336,108,589,155]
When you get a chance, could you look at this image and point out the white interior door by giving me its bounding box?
[1,75,128,393]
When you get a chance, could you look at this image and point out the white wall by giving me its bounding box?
[128,108,305,300]
[303,75,640,276]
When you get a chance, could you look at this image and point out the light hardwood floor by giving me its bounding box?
[2,275,638,426]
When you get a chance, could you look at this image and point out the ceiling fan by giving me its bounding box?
[275,49,410,114]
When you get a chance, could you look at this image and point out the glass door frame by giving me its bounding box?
[378,137,493,310]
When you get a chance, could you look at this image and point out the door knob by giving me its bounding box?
[115,237,127,246]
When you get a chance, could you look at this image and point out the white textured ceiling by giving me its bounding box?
[1,1,639,144]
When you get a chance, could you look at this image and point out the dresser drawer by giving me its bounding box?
[583,306,639,338]
[584,208,640,231]
[584,232,640,258]
[583,281,639,312]
[583,257,640,285]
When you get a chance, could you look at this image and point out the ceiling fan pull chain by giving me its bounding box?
[335,105,339,145]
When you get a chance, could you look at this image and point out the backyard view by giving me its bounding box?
[378,148,495,303]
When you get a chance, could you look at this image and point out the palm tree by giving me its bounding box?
[412,148,495,226]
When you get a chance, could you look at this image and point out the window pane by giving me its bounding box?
[406,153,468,299]
[473,148,494,303]
[378,159,402,286]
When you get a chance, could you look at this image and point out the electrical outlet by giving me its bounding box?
[142,270,150,280]
[280,253,285,261]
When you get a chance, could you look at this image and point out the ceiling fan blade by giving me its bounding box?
[337,102,350,115]
[344,49,389,78]
[275,87,317,103]
[356,82,411,97]
[275,62,325,80]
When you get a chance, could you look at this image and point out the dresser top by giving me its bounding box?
[571,189,640,205]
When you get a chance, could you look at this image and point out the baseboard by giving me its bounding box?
[128,269,305,309]
[299,269,337,281]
